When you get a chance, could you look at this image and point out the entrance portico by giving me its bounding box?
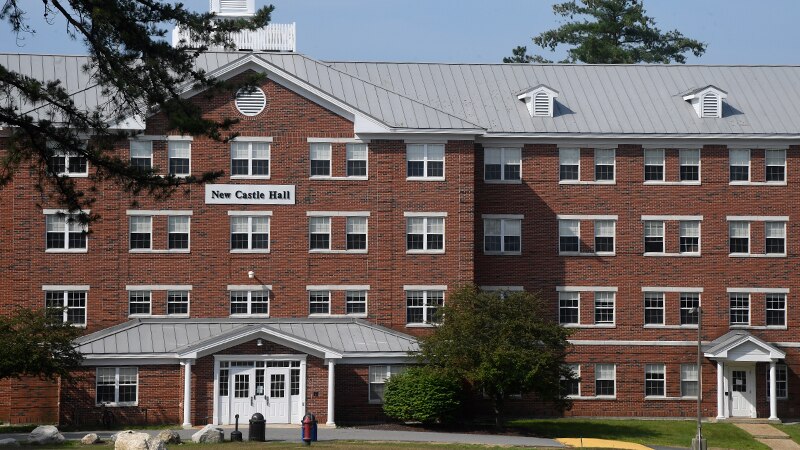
[704,331,785,421]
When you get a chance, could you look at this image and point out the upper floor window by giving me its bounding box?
[766,293,786,327]
[644,221,664,254]
[644,149,665,182]
[168,141,191,176]
[346,143,368,177]
[558,292,579,325]
[50,153,88,177]
[230,289,270,316]
[594,220,615,254]
[680,293,700,325]
[309,217,331,250]
[45,289,87,326]
[129,216,152,250]
[407,144,444,179]
[310,143,331,177]
[484,148,521,182]
[559,148,580,181]
[406,289,443,325]
[729,293,750,325]
[483,217,521,254]
[45,213,87,251]
[167,291,190,316]
[729,149,750,182]
[679,149,700,182]
[594,149,615,182]
[728,221,750,254]
[406,215,444,252]
[558,220,580,253]
[96,367,137,406]
[230,215,270,251]
[766,149,786,183]
[766,222,786,255]
[168,216,190,250]
[594,292,615,325]
[309,290,330,315]
[128,290,151,316]
[231,141,270,177]
[346,290,368,315]
[644,292,664,325]
[346,217,368,251]
[130,141,152,171]
[679,221,701,254]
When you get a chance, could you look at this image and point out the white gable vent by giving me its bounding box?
[212,0,254,16]
[682,85,727,118]
[518,85,559,118]
[235,87,267,116]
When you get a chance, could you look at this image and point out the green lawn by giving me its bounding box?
[508,418,770,450]
[775,423,800,444]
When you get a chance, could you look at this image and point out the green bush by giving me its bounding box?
[382,366,461,424]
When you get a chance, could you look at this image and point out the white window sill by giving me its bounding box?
[96,403,138,408]
[229,314,270,318]
[560,252,616,257]
[345,313,368,318]
[730,181,787,186]
[308,249,368,254]
[484,179,522,185]
[170,174,191,179]
[309,176,369,181]
[45,249,88,253]
[643,252,701,257]
[644,324,699,329]
[230,175,271,180]
[308,313,332,318]
[406,323,436,328]
[56,173,89,178]
[729,253,786,258]
[166,314,190,318]
[558,180,616,185]
[129,249,191,254]
[644,181,702,186]
[406,177,445,182]
[645,396,695,401]
[231,250,270,254]
[730,325,787,330]
[128,314,152,318]
[591,396,617,400]
[406,250,446,255]
[729,324,752,328]
[484,251,522,256]
[562,324,616,329]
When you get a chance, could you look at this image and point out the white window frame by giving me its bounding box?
[45,213,88,253]
[44,289,88,327]
[729,148,751,183]
[228,288,271,317]
[679,149,701,183]
[95,367,138,407]
[729,292,751,326]
[562,364,581,398]
[767,364,788,400]
[230,214,271,253]
[558,291,580,326]
[643,149,665,182]
[765,221,787,256]
[643,292,665,326]
[595,363,616,398]
[680,292,701,327]
[48,141,89,177]
[594,291,615,325]
[484,147,522,183]
[167,140,191,177]
[128,290,152,317]
[594,220,616,255]
[129,216,153,251]
[309,216,332,251]
[645,363,666,398]
[167,216,191,251]
[166,290,190,317]
[483,217,522,255]
[765,149,787,184]
[643,220,665,255]
[594,148,616,183]
[346,143,368,178]
[681,364,699,398]
[345,290,368,316]
[406,143,445,180]
[679,221,701,255]
[559,148,580,182]
[728,221,751,255]
[766,293,787,328]
[230,140,270,178]
[558,219,580,254]
[404,287,445,327]
[405,214,446,253]
[308,290,331,316]
[310,142,332,178]
[130,140,153,171]
[368,365,406,404]
[346,216,368,252]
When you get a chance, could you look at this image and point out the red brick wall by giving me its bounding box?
[0,377,58,424]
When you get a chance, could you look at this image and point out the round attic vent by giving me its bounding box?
[235,87,267,116]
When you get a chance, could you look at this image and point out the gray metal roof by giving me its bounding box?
[5,51,800,135]
[76,318,419,357]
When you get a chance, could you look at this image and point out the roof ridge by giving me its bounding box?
[326,60,800,68]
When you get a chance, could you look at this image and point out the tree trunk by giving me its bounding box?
[493,395,505,430]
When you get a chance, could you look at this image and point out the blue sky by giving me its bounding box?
[2,0,798,64]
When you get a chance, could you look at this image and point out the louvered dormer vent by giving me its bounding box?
[212,0,254,16]
[518,85,559,118]
[682,85,727,119]
[701,93,720,118]
[235,87,267,116]
[533,92,551,117]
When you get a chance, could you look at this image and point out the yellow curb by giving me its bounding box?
[556,437,652,449]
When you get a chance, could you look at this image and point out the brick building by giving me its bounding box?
[1,1,799,426]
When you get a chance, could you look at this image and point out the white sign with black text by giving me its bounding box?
[204,184,296,205]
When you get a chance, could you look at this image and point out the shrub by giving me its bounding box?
[382,366,461,424]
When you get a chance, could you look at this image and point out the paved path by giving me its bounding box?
[735,424,800,450]
[0,425,564,448]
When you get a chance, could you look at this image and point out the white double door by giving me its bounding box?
[727,365,756,418]
[230,366,291,423]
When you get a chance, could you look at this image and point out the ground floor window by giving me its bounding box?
[561,364,580,397]
[595,364,616,397]
[96,367,138,406]
[369,365,406,404]
[767,364,788,399]
[681,364,699,397]
[645,364,666,397]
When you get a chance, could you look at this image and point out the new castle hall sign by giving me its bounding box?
[205,184,295,205]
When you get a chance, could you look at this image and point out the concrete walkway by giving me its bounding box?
[735,424,800,450]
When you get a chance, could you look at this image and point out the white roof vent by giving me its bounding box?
[683,85,727,118]
[211,0,255,16]
[518,85,559,117]
[235,87,267,116]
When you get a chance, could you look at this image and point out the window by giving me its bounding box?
[309,291,330,315]
[346,290,367,315]
[168,141,190,176]
[130,141,152,171]
[219,363,229,396]
[679,221,700,254]
[406,290,443,325]
[765,222,786,255]
[559,220,580,253]
[681,364,699,397]
[46,214,87,250]
[644,149,665,181]
[310,143,331,177]
[559,148,580,181]
[644,221,664,253]
[129,216,152,250]
[766,149,786,182]
[680,293,700,325]
[407,144,444,179]
[680,149,700,182]
[729,149,750,182]
[346,217,367,251]
[128,291,151,316]
[406,216,444,252]
[767,364,788,399]
[484,148,521,182]
[167,291,189,316]
[96,367,137,405]
[594,149,615,181]
[45,290,86,326]
[346,143,368,177]
[231,216,269,251]
[729,221,750,254]
[562,364,581,397]
[595,364,615,397]
[48,146,88,176]
[559,292,579,325]
[766,293,786,326]
[594,220,615,254]
[168,216,190,250]
[594,292,615,324]
[309,217,331,250]
[229,290,270,316]
[644,292,664,325]
[484,218,521,254]
[369,365,406,403]
[231,141,270,177]
[645,364,666,397]
[730,293,750,325]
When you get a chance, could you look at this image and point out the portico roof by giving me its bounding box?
[703,330,785,362]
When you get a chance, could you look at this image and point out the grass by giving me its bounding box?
[0,424,38,433]
[775,423,800,444]
[508,418,771,450]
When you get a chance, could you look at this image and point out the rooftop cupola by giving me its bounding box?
[172,0,296,52]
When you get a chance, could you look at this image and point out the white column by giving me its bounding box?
[326,360,335,426]
[716,361,725,419]
[769,361,778,420]
[182,359,194,428]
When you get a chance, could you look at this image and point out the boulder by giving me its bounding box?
[28,425,65,445]
[191,424,224,443]
[152,430,181,445]
[114,431,165,450]
[0,438,19,447]
[81,433,101,445]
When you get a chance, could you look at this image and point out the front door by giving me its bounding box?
[230,367,255,419]
[728,366,755,417]
[264,368,291,423]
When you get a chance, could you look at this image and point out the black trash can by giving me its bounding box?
[249,412,266,442]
